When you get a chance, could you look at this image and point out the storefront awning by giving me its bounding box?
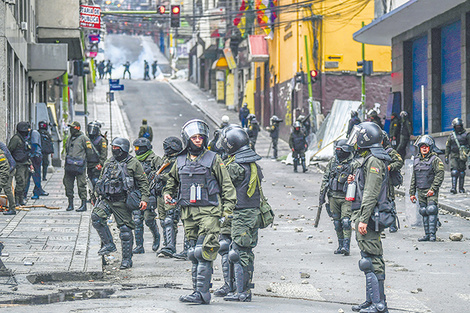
[212,57,228,70]
[353,0,466,46]
[248,35,269,62]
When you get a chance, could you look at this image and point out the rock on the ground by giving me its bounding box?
[449,233,464,241]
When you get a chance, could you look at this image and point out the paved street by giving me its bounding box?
[0,36,469,313]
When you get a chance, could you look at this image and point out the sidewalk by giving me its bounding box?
[169,79,292,158]
[0,80,128,296]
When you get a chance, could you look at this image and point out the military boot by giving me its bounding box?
[76,199,87,212]
[158,217,177,257]
[459,172,466,193]
[119,225,133,269]
[293,159,298,173]
[214,253,232,297]
[180,260,212,304]
[428,214,438,242]
[66,197,74,211]
[359,272,386,313]
[3,207,16,215]
[418,216,430,242]
[133,226,145,254]
[224,263,252,302]
[341,238,350,256]
[146,219,160,252]
[301,158,308,173]
[334,239,344,254]
[92,213,117,255]
[173,238,190,260]
[450,174,458,194]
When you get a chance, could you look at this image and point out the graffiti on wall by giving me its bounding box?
[278,80,293,126]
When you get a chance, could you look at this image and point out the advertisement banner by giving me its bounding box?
[80,5,101,29]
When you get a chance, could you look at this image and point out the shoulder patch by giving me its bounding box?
[370,167,380,174]
[220,162,225,168]
[0,157,6,162]
[102,142,107,148]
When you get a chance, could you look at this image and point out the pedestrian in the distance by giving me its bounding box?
[289,121,308,173]
[123,61,131,79]
[138,119,153,142]
[144,60,151,80]
[397,111,412,159]
[38,121,54,181]
[246,115,260,152]
[445,118,470,194]
[24,128,48,200]
[239,103,250,128]
[267,115,283,159]
[152,61,158,79]
[388,112,400,149]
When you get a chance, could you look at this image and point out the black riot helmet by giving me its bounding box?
[346,122,383,150]
[414,134,435,150]
[17,121,31,133]
[87,121,101,138]
[382,130,391,148]
[247,114,256,121]
[293,121,301,131]
[38,121,48,130]
[133,137,152,156]
[111,137,131,153]
[219,124,250,155]
[270,115,283,125]
[335,139,352,161]
[181,119,210,149]
[452,118,465,134]
[163,136,183,157]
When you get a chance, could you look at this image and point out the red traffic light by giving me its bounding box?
[310,70,318,78]
[158,5,165,14]
[172,5,180,14]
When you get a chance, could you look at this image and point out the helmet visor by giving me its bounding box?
[182,120,209,141]
[413,135,434,148]
[346,125,361,148]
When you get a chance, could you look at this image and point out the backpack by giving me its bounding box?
[40,132,54,154]
[142,126,151,139]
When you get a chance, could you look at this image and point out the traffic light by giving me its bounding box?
[357,60,373,76]
[83,61,90,75]
[158,5,165,14]
[74,60,83,76]
[310,70,319,82]
[170,5,180,28]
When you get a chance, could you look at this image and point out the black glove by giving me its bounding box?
[445,156,449,164]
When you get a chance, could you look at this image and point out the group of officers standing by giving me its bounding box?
[60,117,265,305]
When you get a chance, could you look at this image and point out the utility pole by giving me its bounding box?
[361,21,366,120]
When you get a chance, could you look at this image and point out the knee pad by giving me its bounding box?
[451,169,459,177]
[460,171,466,178]
[228,248,240,264]
[132,210,143,224]
[162,215,174,227]
[358,257,373,273]
[194,245,204,261]
[418,205,428,216]
[426,204,438,215]
[91,213,105,227]
[333,219,342,232]
[341,217,351,230]
[188,247,197,262]
[145,218,156,228]
[218,238,231,256]
[119,225,132,241]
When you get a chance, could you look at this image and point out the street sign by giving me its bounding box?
[106,92,114,102]
[80,5,101,29]
[326,55,343,62]
[109,79,120,85]
[110,84,124,91]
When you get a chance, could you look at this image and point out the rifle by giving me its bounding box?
[315,184,329,227]
[86,177,97,206]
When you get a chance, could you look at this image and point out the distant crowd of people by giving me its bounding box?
[97,60,159,80]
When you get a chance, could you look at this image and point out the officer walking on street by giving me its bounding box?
[320,139,354,255]
[63,121,93,212]
[289,121,308,173]
[138,119,153,142]
[132,137,161,254]
[163,119,236,304]
[267,115,283,159]
[0,142,16,215]
[410,135,444,242]
[347,122,392,313]
[38,121,54,181]
[445,118,470,194]
[155,137,184,258]
[217,125,263,302]
[94,137,150,269]
[86,121,108,189]
[239,103,250,128]
[246,115,260,151]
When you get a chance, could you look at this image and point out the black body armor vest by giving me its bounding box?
[96,156,134,197]
[413,154,437,189]
[450,131,468,153]
[329,159,352,193]
[235,163,262,209]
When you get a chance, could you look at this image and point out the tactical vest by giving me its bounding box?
[235,163,261,209]
[351,155,391,212]
[329,159,352,193]
[96,156,134,197]
[450,131,468,153]
[140,159,153,176]
[88,136,103,164]
[176,151,221,207]
[291,131,306,150]
[413,154,437,189]
[11,134,31,163]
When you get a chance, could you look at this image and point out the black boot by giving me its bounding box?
[293,159,298,173]
[66,198,74,211]
[3,208,16,215]
[92,213,117,255]
[301,157,308,173]
[418,216,430,241]
[334,239,344,254]
[180,260,212,304]
[459,172,466,193]
[224,263,252,302]
[76,199,87,212]
[214,247,232,297]
[173,238,190,260]
[158,216,177,257]
[132,210,144,254]
[146,219,160,252]
[359,272,387,313]
[119,225,134,269]
[341,238,350,256]
[450,170,458,194]
[428,214,438,242]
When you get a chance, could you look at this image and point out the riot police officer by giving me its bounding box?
[163,119,236,304]
[208,116,230,157]
[445,118,470,194]
[155,137,184,258]
[397,111,412,159]
[368,110,383,129]
[319,139,354,255]
[347,111,361,138]
[382,131,403,233]
[93,137,150,269]
[246,115,260,151]
[347,122,392,313]
[289,121,308,173]
[8,122,32,206]
[38,121,54,181]
[216,125,263,302]
[87,121,108,189]
[132,137,162,254]
[410,135,444,242]
[267,115,283,159]
[388,113,400,149]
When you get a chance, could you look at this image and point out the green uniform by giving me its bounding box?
[0,151,15,210]
[163,150,236,251]
[138,125,153,142]
[154,155,174,221]
[445,132,470,171]
[409,152,444,206]
[136,150,161,221]
[87,135,108,185]
[320,156,353,241]
[94,155,150,229]
[389,117,400,146]
[63,132,93,201]
[8,134,31,204]
[352,153,387,276]
[385,146,404,200]
[226,161,261,267]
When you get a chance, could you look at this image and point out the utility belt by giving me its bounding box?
[105,192,127,202]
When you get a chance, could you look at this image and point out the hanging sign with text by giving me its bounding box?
[80,5,101,30]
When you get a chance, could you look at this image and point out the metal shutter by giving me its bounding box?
[412,35,428,136]
[441,20,461,132]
